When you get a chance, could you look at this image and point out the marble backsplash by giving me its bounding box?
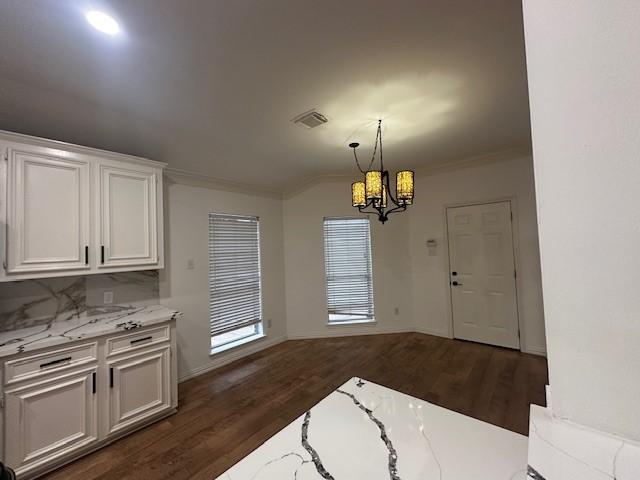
[0,271,159,332]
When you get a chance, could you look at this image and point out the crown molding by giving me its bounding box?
[282,174,352,200]
[0,129,167,169]
[414,145,532,177]
[283,146,532,200]
[164,167,283,200]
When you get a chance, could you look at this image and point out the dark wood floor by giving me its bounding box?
[47,333,548,480]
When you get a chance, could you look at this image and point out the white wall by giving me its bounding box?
[283,181,414,339]
[523,0,640,440]
[409,155,546,354]
[159,152,546,381]
[283,155,546,353]
[159,181,287,381]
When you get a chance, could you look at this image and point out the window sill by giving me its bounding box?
[210,332,266,355]
[326,319,377,327]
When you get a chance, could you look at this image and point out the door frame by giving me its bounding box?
[442,196,525,352]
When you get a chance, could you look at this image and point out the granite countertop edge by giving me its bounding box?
[0,305,181,359]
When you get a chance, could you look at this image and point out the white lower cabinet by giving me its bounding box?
[106,345,171,436]
[1,321,176,479]
[4,367,98,477]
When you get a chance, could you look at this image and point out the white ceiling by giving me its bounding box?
[0,0,531,191]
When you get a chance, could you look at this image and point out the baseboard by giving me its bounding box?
[413,327,451,338]
[286,326,413,340]
[178,335,287,382]
[179,329,545,383]
[522,344,547,356]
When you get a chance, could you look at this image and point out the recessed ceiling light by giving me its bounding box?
[85,11,120,35]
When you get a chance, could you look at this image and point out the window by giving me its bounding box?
[209,213,263,352]
[323,217,375,324]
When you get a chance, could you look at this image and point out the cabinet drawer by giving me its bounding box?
[4,342,98,385]
[106,325,170,357]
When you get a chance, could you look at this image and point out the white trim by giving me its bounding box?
[178,326,545,385]
[0,130,166,169]
[164,168,282,200]
[211,332,266,355]
[178,335,286,383]
[326,319,377,327]
[523,345,548,357]
[283,146,532,199]
[443,197,528,352]
[414,326,452,338]
[286,326,413,340]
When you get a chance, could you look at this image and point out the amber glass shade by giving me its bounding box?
[365,170,383,200]
[396,170,414,203]
[351,181,366,207]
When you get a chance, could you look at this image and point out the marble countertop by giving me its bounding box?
[0,304,180,358]
[527,404,640,480]
[216,377,530,480]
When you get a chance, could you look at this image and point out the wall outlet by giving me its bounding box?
[394,307,400,315]
[187,259,195,270]
[103,291,114,304]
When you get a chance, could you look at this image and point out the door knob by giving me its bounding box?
[452,271,458,276]
[452,281,463,286]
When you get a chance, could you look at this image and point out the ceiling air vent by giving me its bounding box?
[292,109,328,129]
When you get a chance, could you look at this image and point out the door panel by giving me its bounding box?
[4,368,98,474]
[107,345,171,436]
[447,201,519,349]
[99,165,158,268]
[6,148,90,273]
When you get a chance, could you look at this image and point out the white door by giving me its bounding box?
[106,345,171,436]
[6,146,91,273]
[4,367,98,475]
[446,201,520,349]
[98,165,158,268]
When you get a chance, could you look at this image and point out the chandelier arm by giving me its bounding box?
[383,203,408,217]
[382,170,403,207]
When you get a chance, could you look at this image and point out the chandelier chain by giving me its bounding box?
[353,120,382,174]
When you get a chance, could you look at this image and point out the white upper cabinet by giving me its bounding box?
[98,164,159,268]
[0,132,165,281]
[6,145,91,274]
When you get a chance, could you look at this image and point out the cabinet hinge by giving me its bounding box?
[0,394,4,409]
[2,261,6,271]
[514,269,517,278]
[510,211,513,221]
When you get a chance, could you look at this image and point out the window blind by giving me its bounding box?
[209,213,262,337]
[323,217,374,322]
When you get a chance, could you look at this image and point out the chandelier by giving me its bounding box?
[350,120,414,224]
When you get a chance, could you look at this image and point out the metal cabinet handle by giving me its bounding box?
[85,246,89,265]
[101,245,105,264]
[452,281,463,286]
[130,336,153,345]
[109,367,114,388]
[92,372,96,394]
[40,357,72,369]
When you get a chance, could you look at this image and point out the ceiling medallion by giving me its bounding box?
[350,120,414,224]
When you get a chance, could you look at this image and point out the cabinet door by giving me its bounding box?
[99,165,159,268]
[4,368,98,474]
[106,345,171,436]
[6,147,91,273]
